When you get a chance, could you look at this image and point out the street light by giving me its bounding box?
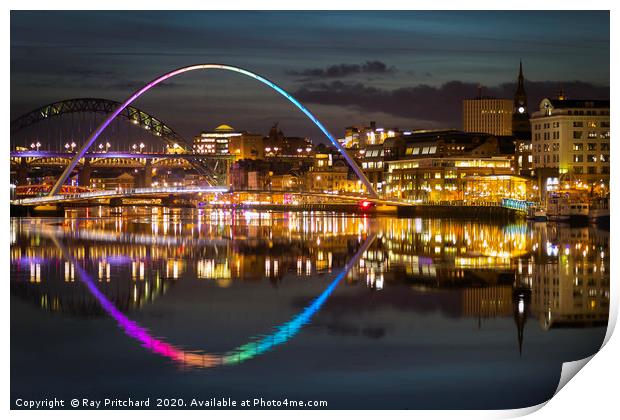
[105,142,111,152]
[132,144,138,152]
[30,143,36,149]
[98,143,104,151]
[70,142,76,152]
[64,143,70,151]
[139,142,145,153]
[36,142,41,151]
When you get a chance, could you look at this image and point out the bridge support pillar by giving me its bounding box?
[17,158,28,185]
[144,159,153,188]
[79,158,92,187]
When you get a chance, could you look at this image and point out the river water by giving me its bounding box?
[10,208,609,409]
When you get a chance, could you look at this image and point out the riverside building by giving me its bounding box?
[530,97,610,191]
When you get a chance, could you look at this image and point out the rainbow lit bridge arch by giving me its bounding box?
[50,64,378,198]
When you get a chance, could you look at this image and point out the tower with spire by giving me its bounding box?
[512,61,531,140]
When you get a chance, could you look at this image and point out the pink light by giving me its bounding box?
[49,64,378,198]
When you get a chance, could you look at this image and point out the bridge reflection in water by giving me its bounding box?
[10,208,609,371]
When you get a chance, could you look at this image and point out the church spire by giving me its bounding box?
[515,60,526,102]
[512,60,531,140]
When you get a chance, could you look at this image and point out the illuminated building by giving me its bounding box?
[307,159,351,193]
[228,132,265,160]
[264,123,313,157]
[530,97,610,187]
[361,129,517,196]
[463,97,513,136]
[91,172,135,190]
[340,121,401,148]
[514,139,534,176]
[385,157,516,203]
[360,144,386,194]
[193,124,240,155]
[270,173,301,191]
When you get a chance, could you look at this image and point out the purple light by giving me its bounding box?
[55,232,375,369]
[49,64,378,198]
[104,255,133,265]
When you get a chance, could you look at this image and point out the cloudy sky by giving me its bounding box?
[11,11,610,143]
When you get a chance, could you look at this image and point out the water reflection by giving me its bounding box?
[10,208,609,371]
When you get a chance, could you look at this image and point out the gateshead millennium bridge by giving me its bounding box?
[11,63,385,208]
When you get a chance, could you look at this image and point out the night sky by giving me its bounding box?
[10,11,610,143]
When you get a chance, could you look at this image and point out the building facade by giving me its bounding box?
[530,98,610,186]
[193,124,240,155]
[384,157,523,203]
[463,98,513,136]
[340,121,402,148]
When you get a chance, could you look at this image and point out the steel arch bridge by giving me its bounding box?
[11,98,189,149]
[49,64,378,198]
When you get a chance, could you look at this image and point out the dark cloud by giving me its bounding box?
[294,79,610,128]
[287,61,396,79]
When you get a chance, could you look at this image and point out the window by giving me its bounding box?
[587,121,597,128]
[573,166,583,174]
[573,121,584,128]
[588,143,597,151]
[573,131,583,139]
[587,155,597,163]
[573,154,584,163]
[600,154,609,163]
[587,166,597,174]
[601,131,610,139]
[600,143,609,151]
[572,143,583,151]
[588,131,597,139]
[601,121,610,128]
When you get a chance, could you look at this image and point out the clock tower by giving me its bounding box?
[512,61,531,140]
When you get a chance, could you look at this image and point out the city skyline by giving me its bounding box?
[11,11,610,142]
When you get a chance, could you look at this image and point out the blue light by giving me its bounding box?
[50,64,378,198]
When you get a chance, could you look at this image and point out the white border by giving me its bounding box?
[3,2,617,419]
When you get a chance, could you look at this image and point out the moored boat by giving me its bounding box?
[527,206,547,221]
[546,191,589,223]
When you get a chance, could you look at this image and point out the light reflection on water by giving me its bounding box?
[10,207,610,408]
